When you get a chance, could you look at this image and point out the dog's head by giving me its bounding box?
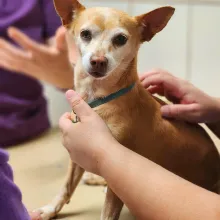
[54,0,175,79]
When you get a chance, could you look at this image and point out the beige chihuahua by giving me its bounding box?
[35,0,220,219]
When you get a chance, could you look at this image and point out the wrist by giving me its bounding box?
[97,140,123,177]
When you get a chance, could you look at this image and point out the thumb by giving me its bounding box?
[161,104,199,121]
[55,26,68,52]
[66,90,94,119]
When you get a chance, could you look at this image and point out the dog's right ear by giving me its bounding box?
[53,0,85,27]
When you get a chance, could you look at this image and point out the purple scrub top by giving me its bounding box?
[0,0,61,147]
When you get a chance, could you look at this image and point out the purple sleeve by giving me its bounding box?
[0,150,30,220]
[40,0,62,39]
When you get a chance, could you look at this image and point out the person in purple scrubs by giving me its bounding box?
[0,0,74,219]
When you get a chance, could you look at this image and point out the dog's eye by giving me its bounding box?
[80,30,92,42]
[113,34,128,47]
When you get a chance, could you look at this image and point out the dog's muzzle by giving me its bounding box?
[89,55,108,78]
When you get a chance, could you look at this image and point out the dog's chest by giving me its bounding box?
[74,77,95,102]
[96,104,135,143]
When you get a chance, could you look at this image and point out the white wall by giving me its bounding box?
[44,0,220,126]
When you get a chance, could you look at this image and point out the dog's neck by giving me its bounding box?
[74,58,139,102]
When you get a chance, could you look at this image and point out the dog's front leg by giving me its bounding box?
[101,187,124,220]
[82,172,107,186]
[35,160,84,220]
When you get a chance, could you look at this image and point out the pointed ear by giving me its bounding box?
[53,0,85,27]
[135,6,175,42]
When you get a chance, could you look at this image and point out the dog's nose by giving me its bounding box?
[90,56,108,74]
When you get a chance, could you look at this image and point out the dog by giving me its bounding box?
[35,1,220,219]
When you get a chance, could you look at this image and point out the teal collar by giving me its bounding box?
[88,83,135,108]
[72,82,135,123]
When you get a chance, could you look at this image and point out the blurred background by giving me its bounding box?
[44,0,220,127]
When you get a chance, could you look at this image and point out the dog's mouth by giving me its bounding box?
[88,71,106,78]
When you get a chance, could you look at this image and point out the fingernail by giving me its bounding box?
[66,90,80,99]
[66,90,75,99]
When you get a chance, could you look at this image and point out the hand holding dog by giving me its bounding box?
[0,26,74,89]
[140,69,220,123]
[59,90,117,175]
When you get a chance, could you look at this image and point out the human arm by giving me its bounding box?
[0,149,32,220]
[59,90,220,220]
[0,150,41,220]
[101,141,220,220]
[140,69,220,138]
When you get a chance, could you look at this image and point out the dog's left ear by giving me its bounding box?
[53,0,85,27]
[135,6,175,42]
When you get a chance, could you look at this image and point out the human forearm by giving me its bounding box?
[100,143,220,220]
[0,150,30,220]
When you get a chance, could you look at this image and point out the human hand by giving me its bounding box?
[59,90,117,175]
[0,26,74,89]
[140,69,220,123]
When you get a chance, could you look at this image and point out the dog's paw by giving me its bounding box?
[29,210,42,220]
[33,205,56,220]
[82,172,107,186]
